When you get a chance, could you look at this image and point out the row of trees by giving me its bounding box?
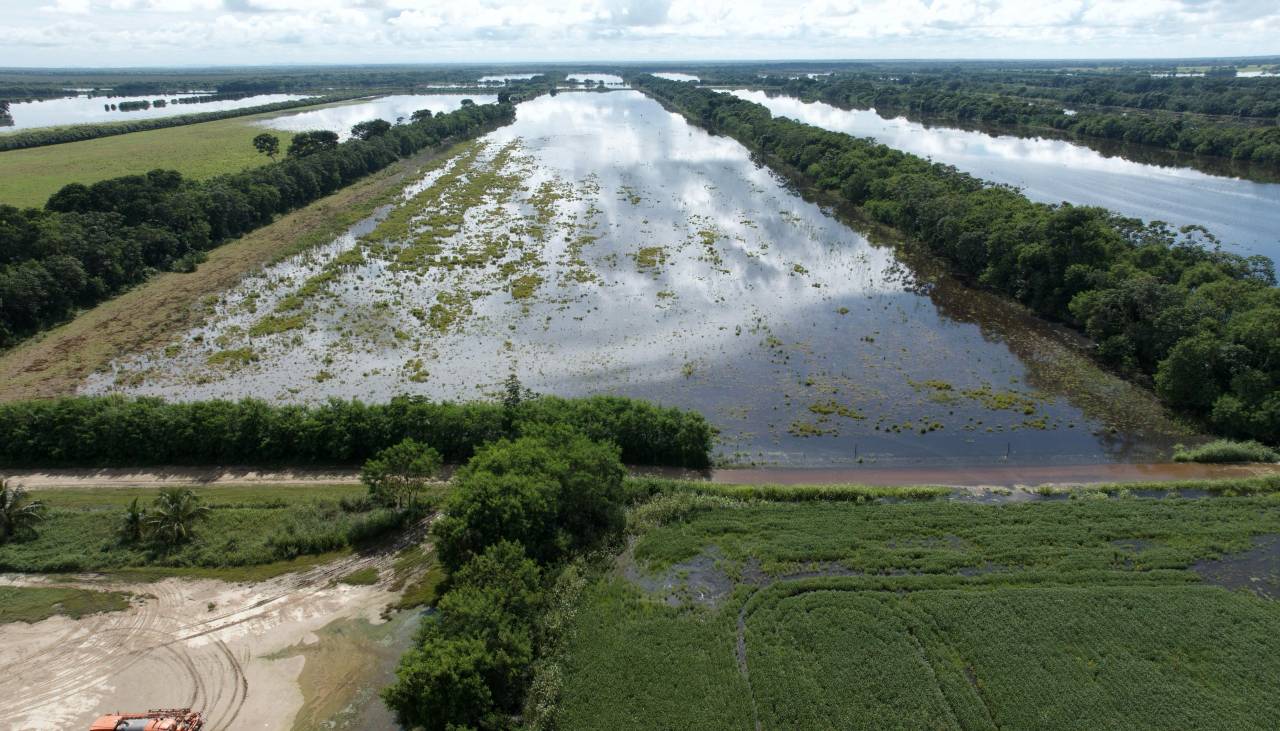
[0,394,714,469]
[0,94,355,152]
[383,426,628,729]
[638,76,1280,444]
[0,100,514,346]
[765,74,1280,165]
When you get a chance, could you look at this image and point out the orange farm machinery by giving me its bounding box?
[89,709,204,731]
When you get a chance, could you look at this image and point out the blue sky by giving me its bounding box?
[2,0,1277,67]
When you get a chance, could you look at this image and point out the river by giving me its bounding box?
[729,90,1280,266]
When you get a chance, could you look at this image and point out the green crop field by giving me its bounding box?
[0,112,300,208]
[555,494,1280,729]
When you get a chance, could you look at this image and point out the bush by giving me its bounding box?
[432,426,627,572]
[1173,439,1280,463]
[361,438,441,510]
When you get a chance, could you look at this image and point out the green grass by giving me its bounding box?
[338,567,380,585]
[0,484,403,575]
[556,492,1280,729]
[1174,439,1280,463]
[0,586,132,624]
[0,111,299,208]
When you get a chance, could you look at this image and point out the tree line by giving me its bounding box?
[0,100,513,347]
[0,394,714,469]
[0,94,361,152]
[637,75,1280,445]
[759,74,1280,167]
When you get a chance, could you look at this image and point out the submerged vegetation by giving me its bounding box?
[0,100,515,348]
[637,75,1280,446]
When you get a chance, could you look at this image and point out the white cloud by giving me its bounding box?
[3,0,1278,65]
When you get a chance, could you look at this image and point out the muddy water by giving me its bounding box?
[729,90,1280,265]
[85,91,1197,467]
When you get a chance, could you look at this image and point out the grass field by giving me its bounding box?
[0,586,132,624]
[0,483,399,575]
[0,109,308,208]
[555,492,1280,729]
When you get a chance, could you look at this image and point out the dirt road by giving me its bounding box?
[0,540,419,731]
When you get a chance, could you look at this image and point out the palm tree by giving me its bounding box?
[0,480,45,543]
[147,488,210,545]
[120,497,147,544]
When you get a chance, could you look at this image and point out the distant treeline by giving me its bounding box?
[0,395,713,468]
[638,76,1280,444]
[0,100,513,347]
[755,74,1280,165]
[0,94,355,152]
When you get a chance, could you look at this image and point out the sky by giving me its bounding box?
[1,0,1278,68]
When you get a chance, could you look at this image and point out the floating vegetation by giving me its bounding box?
[206,348,258,367]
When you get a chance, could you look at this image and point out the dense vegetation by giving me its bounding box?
[557,491,1280,729]
[1173,438,1280,463]
[0,100,512,347]
[637,76,1280,444]
[385,428,628,729]
[760,73,1280,166]
[0,394,714,468]
[0,95,353,152]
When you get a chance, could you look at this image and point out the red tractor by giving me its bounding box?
[89,709,204,731]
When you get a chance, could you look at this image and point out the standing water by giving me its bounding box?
[729,90,1280,265]
[84,91,1196,467]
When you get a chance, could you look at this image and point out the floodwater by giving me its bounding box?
[730,90,1280,265]
[85,91,1197,467]
[256,94,498,140]
[652,73,700,82]
[479,73,540,82]
[0,92,309,131]
[567,73,626,86]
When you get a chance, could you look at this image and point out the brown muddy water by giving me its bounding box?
[85,90,1202,467]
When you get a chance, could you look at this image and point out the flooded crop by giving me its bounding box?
[85,91,1195,466]
[0,92,308,131]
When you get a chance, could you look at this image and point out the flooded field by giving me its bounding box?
[731,90,1280,265]
[0,93,309,131]
[257,94,498,140]
[85,91,1196,467]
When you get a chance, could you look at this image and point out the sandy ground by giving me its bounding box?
[0,540,416,731]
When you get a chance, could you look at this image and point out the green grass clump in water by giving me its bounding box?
[554,488,1280,730]
[0,586,132,624]
[1174,439,1279,463]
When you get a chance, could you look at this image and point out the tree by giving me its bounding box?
[351,119,392,140]
[147,487,210,545]
[119,496,146,543]
[0,480,44,543]
[252,132,279,160]
[432,426,626,571]
[361,438,442,510]
[410,109,433,123]
[286,129,339,158]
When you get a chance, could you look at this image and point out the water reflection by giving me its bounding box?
[0,93,308,131]
[256,94,497,140]
[730,90,1280,265]
[567,73,626,86]
[85,91,1193,467]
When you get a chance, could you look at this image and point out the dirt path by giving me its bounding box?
[7,461,1279,492]
[0,531,425,731]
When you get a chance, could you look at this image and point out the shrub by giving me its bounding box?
[0,480,45,544]
[1173,439,1280,463]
